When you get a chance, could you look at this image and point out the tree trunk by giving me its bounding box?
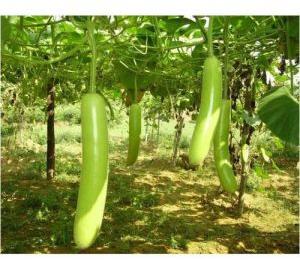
[237,160,248,216]
[47,78,55,180]
[172,112,184,165]
[229,76,242,174]
[236,69,256,215]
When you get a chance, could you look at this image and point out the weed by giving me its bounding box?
[24,108,45,123]
[56,159,81,176]
[51,221,73,246]
[56,103,81,124]
[179,136,189,149]
[56,126,81,144]
[22,161,45,180]
[132,192,160,208]
[1,124,15,137]
[56,173,80,183]
[266,186,280,201]
[21,194,43,209]
[1,241,27,253]
[35,206,50,222]
[169,234,187,250]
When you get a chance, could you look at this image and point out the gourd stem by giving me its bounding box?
[87,18,97,93]
[223,17,229,99]
[98,91,115,120]
[134,75,138,104]
[208,16,214,57]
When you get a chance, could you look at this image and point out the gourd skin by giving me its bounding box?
[213,100,237,193]
[74,93,109,250]
[127,103,141,165]
[189,56,222,166]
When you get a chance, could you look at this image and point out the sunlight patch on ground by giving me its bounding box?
[186,240,229,253]
[157,204,181,213]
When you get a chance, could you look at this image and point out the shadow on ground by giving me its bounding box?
[1,147,299,253]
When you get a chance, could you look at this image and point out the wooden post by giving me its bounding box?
[172,111,184,165]
[46,78,55,180]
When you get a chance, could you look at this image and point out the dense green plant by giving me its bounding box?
[56,103,81,124]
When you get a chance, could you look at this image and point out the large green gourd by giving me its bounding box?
[74,93,109,249]
[127,103,141,165]
[189,56,222,166]
[213,99,238,193]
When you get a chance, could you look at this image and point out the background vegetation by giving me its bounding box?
[1,15,299,253]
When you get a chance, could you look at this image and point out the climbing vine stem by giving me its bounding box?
[207,16,214,57]
[134,75,138,104]
[223,17,229,99]
[87,18,97,93]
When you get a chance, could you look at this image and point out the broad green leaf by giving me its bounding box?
[241,110,261,127]
[254,165,269,179]
[1,16,11,46]
[54,31,82,44]
[113,61,153,91]
[287,16,299,39]
[161,17,196,35]
[257,87,299,145]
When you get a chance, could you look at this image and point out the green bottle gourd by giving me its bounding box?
[189,56,222,166]
[73,93,109,249]
[213,99,238,193]
[127,103,141,165]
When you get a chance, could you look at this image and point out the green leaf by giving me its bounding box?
[241,110,261,127]
[162,17,196,35]
[54,31,82,44]
[113,61,153,91]
[254,165,269,179]
[257,87,299,145]
[1,16,11,46]
[287,16,299,39]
